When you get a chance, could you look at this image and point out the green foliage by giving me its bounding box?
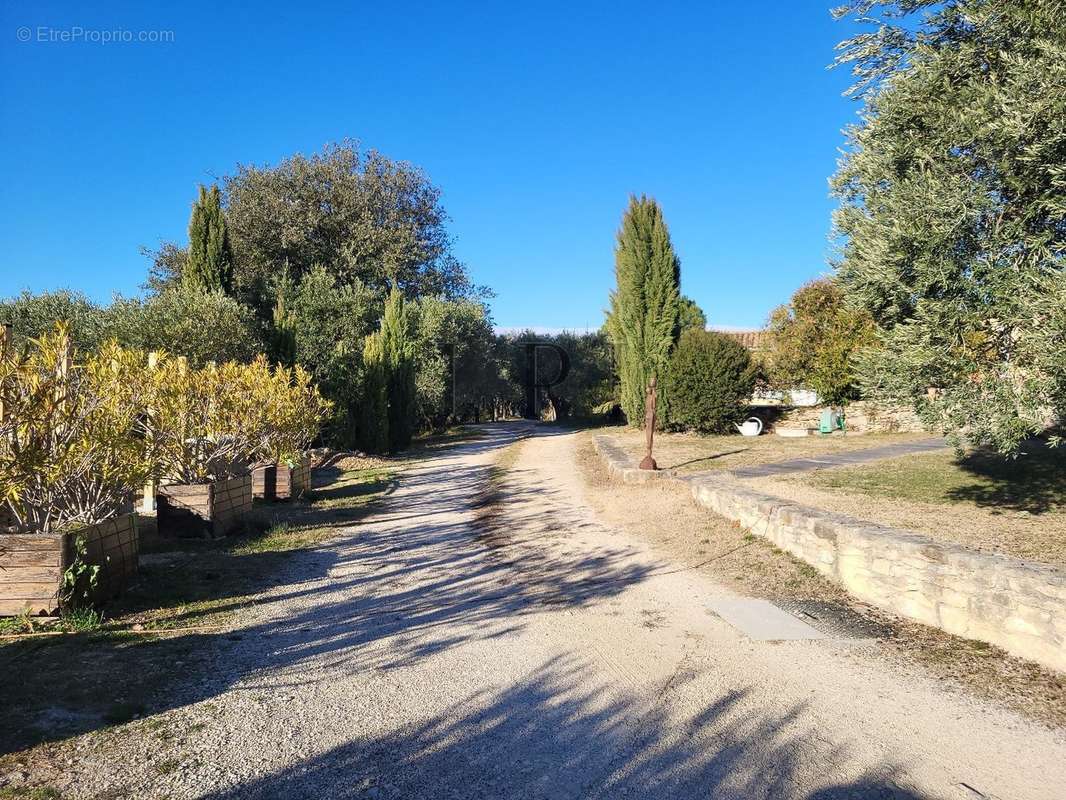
[381,285,416,451]
[679,295,707,332]
[104,285,262,367]
[832,0,1066,454]
[287,266,379,446]
[224,140,473,318]
[61,534,101,610]
[408,296,502,426]
[606,195,682,427]
[496,329,615,420]
[764,279,874,406]
[184,184,233,293]
[665,329,756,434]
[269,281,298,367]
[0,289,108,352]
[358,331,390,454]
[0,327,154,533]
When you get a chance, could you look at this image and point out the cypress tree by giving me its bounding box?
[606,195,682,426]
[185,185,233,293]
[358,331,390,454]
[380,284,416,452]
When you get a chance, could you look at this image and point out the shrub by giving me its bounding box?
[261,363,332,465]
[104,285,262,367]
[664,329,756,434]
[764,279,874,406]
[0,325,152,533]
[0,290,108,352]
[148,356,269,484]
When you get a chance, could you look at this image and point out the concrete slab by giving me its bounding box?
[707,597,831,641]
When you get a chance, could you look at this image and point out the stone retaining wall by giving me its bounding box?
[758,401,924,435]
[593,434,1066,672]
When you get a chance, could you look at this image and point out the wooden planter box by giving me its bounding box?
[252,464,277,500]
[157,475,252,538]
[278,458,311,499]
[0,513,139,616]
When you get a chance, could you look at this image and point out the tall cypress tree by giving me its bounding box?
[606,195,682,426]
[358,330,390,454]
[185,185,233,293]
[380,284,417,452]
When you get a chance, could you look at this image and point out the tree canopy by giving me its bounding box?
[765,278,874,406]
[184,185,233,293]
[224,141,474,317]
[832,0,1066,454]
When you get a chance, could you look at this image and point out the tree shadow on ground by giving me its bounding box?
[194,656,922,800]
[947,441,1066,515]
[0,424,651,756]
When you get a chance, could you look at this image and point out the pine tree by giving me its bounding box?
[380,284,417,452]
[358,331,390,454]
[185,185,233,293]
[606,195,682,426]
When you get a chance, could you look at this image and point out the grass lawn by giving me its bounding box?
[0,464,395,764]
[747,443,1066,569]
[603,427,932,473]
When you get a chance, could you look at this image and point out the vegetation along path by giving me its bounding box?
[32,425,1066,799]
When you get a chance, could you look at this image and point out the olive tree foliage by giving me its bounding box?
[0,290,109,352]
[764,278,875,406]
[831,0,1066,454]
[408,296,499,426]
[606,196,682,427]
[104,286,263,367]
[223,140,475,318]
[287,266,380,447]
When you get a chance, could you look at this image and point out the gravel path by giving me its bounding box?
[48,424,1065,799]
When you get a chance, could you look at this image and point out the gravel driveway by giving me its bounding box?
[46,423,1066,799]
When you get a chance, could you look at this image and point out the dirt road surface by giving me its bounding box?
[48,424,1066,799]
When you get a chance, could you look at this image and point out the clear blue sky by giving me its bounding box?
[0,1,863,331]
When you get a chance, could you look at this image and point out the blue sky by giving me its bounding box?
[0,1,863,331]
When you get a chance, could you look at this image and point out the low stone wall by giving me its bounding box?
[592,436,675,483]
[0,513,139,616]
[754,401,925,435]
[689,476,1066,673]
[591,433,1066,672]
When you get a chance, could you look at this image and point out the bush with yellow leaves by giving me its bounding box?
[0,324,152,533]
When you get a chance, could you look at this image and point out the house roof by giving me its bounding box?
[717,330,769,351]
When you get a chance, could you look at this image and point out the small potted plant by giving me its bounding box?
[0,327,148,615]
